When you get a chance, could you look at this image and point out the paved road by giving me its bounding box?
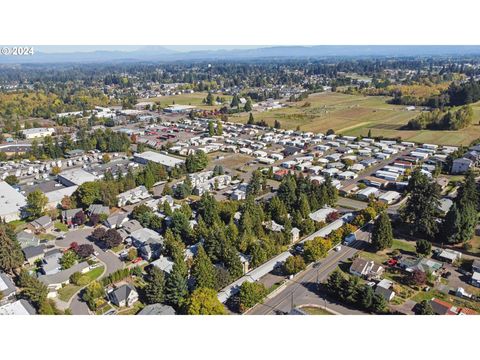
[248,239,369,315]
[56,227,124,276]
[341,149,411,189]
[56,227,124,315]
[338,195,407,215]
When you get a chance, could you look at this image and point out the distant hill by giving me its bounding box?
[2,45,480,64]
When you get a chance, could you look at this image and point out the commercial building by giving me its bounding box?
[0,181,27,222]
[163,104,196,113]
[21,127,55,139]
[134,151,184,169]
[57,169,97,186]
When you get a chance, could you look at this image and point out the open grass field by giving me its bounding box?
[230,92,480,146]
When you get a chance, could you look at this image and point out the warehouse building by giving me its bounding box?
[134,151,184,169]
[0,181,27,222]
[57,168,97,186]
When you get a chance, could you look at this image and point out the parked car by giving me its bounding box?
[442,271,452,279]
[132,257,143,264]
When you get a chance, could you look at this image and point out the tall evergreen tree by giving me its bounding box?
[442,175,478,244]
[191,245,217,290]
[0,224,24,273]
[144,266,166,304]
[371,211,393,251]
[401,169,441,239]
[165,258,189,310]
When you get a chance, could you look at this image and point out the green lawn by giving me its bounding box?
[117,301,145,315]
[359,238,416,264]
[39,233,56,241]
[9,219,27,232]
[411,288,480,312]
[95,301,114,315]
[54,221,69,232]
[57,266,104,302]
[300,306,334,315]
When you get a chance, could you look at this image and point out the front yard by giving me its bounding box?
[57,266,105,302]
[359,238,416,264]
[54,221,69,232]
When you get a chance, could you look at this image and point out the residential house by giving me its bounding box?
[291,227,300,243]
[109,284,139,307]
[470,272,480,288]
[239,253,251,274]
[357,187,379,201]
[378,191,401,205]
[375,279,395,302]
[429,298,476,315]
[130,228,164,260]
[22,245,45,265]
[398,257,442,275]
[263,220,285,232]
[38,261,90,298]
[16,231,39,249]
[437,198,453,216]
[104,212,129,229]
[309,207,337,223]
[434,249,462,263]
[472,259,480,273]
[117,186,150,207]
[0,272,16,302]
[0,299,36,315]
[40,249,63,275]
[451,158,473,174]
[61,208,83,226]
[137,303,176,315]
[87,204,110,217]
[349,257,384,279]
[28,215,53,233]
[150,256,174,274]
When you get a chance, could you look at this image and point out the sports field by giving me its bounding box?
[230,92,480,146]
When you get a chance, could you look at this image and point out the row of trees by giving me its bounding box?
[400,169,478,245]
[28,128,131,161]
[407,106,473,131]
[325,270,389,314]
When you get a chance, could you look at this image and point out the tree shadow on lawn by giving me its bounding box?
[303,282,376,313]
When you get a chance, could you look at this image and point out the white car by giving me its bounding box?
[334,245,342,252]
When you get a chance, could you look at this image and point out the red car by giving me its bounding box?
[387,259,398,267]
[132,257,143,264]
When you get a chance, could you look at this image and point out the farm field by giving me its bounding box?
[230,92,480,146]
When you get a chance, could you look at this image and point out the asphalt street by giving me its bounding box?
[248,239,369,315]
[56,227,124,314]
